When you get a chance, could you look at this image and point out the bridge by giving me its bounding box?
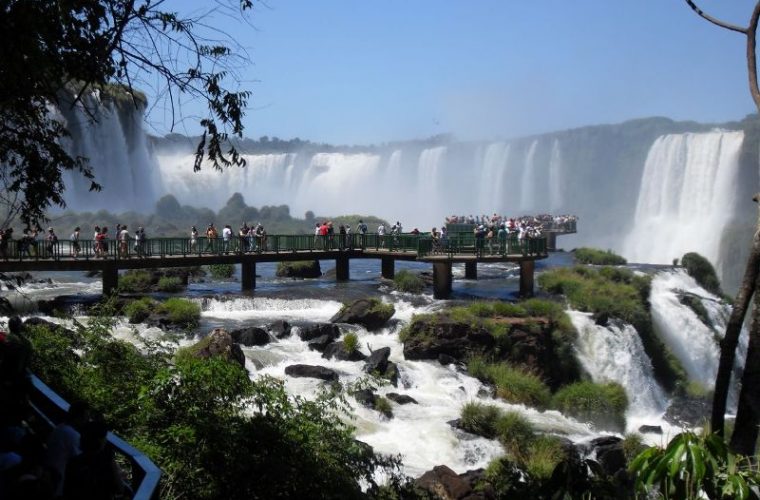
[0,232,564,299]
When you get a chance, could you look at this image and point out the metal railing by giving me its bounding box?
[28,375,161,500]
[0,233,547,262]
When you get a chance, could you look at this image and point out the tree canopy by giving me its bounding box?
[0,0,253,226]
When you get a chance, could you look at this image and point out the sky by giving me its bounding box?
[144,0,759,145]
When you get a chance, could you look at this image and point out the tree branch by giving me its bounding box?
[684,0,748,34]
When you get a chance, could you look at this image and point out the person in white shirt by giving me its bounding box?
[119,226,130,258]
[222,224,232,254]
[377,223,385,248]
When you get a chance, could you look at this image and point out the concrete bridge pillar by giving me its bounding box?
[381,257,395,280]
[241,259,256,291]
[519,259,535,297]
[336,254,350,281]
[546,232,557,252]
[433,262,452,299]
[464,261,477,280]
[102,265,118,296]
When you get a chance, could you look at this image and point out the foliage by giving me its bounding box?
[551,381,628,432]
[630,431,760,500]
[467,359,551,409]
[157,276,184,292]
[0,1,256,227]
[374,396,393,419]
[392,270,426,294]
[207,263,234,279]
[681,252,725,297]
[524,435,566,480]
[156,298,201,328]
[123,297,155,323]
[679,293,714,330]
[459,402,502,439]
[367,299,396,319]
[622,433,647,462]
[484,457,534,497]
[494,411,536,459]
[574,247,628,265]
[343,332,359,353]
[119,270,153,293]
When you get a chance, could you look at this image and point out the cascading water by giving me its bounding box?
[623,131,744,275]
[568,310,668,424]
[548,139,563,212]
[478,143,511,214]
[649,269,747,402]
[519,140,539,212]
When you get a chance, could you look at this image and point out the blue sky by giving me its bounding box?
[147,0,758,145]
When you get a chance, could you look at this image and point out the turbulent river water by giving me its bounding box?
[0,255,744,478]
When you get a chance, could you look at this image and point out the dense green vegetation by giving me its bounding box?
[156,276,183,292]
[121,297,200,328]
[681,252,725,297]
[538,266,688,392]
[207,263,235,279]
[119,270,153,293]
[123,297,155,323]
[551,381,628,432]
[574,247,627,265]
[467,359,552,408]
[392,270,426,294]
[343,332,359,353]
[23,307,403,499]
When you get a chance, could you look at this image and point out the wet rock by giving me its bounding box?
[415,465,480,500]
[664,395,711,427]
[269,320,291,339]
[587,436,626,476]
[438,353,457,366]
[276,260,322,278]
[386,393,418,405]
[322,341,367,361]
[187,328,245,369]
[284,364,338,382]
[385,361,399,387]
[401,317,495,362]
[230,327,271,346]
[330,298,395,330]
[308,335,336,352]
[638,425,663,434]
[593,312,610,326]
[298,323,341,342]
[364,347,391,374]
[353,389,376,408]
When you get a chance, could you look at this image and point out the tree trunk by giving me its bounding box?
[730,272,760,455]
[712,200,760,435]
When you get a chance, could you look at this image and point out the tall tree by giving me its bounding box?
[685,0,760,455]
[0,0,254,226]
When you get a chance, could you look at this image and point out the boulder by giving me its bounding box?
[299,323,341,342]
[364,347,391,374]
[284,364,338,382]
[638,425,663,434]
[386,393,418,405]
[402,318,494,361]
[415,465,479,500]
[276,260,322,278]
[587,436,626,477]
[353,389,376,408]
[438,353,458,366]
[269,320,291,339]
[384,361,399,387]
[322,341,367,362]
[664,395,711,427]
[230,327,271,346]
[187,328,245,369]
[308,335,336,352]
[330,298,395,330]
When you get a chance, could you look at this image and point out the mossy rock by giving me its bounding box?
[552,381,628,432]
[179,328,245,368]
[330,298,395,330]
[276,260,321,278]
[681,252,724,297]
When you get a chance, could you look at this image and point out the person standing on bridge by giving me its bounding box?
[222,224,232,254]
[190,226,198,253]
[377,223,385,248]
[70,227,80,259]
[46,227,58,258]
[205,224,217,253]
[119,226,130,259]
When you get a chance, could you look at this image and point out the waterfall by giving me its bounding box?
[519,140,539,212]
[623,131,744,271]
[548,139,563,212]
[478,143,510,213]
[649,269,747,402]
[569,311,667,420]
[416,147,447,226]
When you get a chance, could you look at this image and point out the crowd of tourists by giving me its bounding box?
[444,213,578,231]
[0,317,127,499]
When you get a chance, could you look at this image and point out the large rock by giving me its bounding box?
[269,320,291,339]
[188,328,245,369]
[322,341,367,362]
[386,392,418,405]
[415,465,484,500]
[276,260,322,278]
[402,318,495,361]
[364,347,391,374]
[330,298,395,330]
[664,394,711,426]
[586,436,626,477]
[307,335,336,352]
[284,364,338,382]
[298,323,341,342]
[230,327,271,346]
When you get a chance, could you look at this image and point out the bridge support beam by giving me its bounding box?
[336,254,350,281]
[433,262,453,299]
[519,260,535,298]
[546,233,557,252]
[381,257,395,280]
[464,262,477,280]
[102,265,118,296]
[241,260,256,291]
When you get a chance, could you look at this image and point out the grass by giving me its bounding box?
[467,359,551,409]
[574,247,627,265]
[156,298,201,328]
[460,402,502,439]
[495,411,536,459]
[207,263,234,279]
[119,270,153,293]
[551,381,628,432]
[524,436,566,479]
[366,299,395,319]
[123,297,155,323]
[622,433,647,462]
[374,396,393,419]
[276,260,320,277]
[681,252,724,297]
[343,332,359,353]
[157,276,183,292]
[392,269,425,294]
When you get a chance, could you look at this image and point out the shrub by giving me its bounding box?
[491,302,528,317]
[393,270,425,294]
[681,252,723,296]
[574,247,627,265]
[495,411,536,458]
[622,433,647,462]
[552,381,628,432]
[208,263,234,279]
[119,270,153,292]
[374,397,393,419]
[459,402,501,439]
[157,298,201,328]
[480,362,551,409]
[123,297,155,323]
[343,332,359,353]
[157,276,183,292]
[524,436,566,480]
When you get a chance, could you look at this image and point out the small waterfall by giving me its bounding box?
[478,143,510,213]
[623,131,744,272]
[569,310,667,419]
[649,269,747,398]
[416,147,447,226]
[519,140,539,212]
[548,139,563,212]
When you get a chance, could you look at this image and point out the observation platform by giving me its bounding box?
[0,232,563,299]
